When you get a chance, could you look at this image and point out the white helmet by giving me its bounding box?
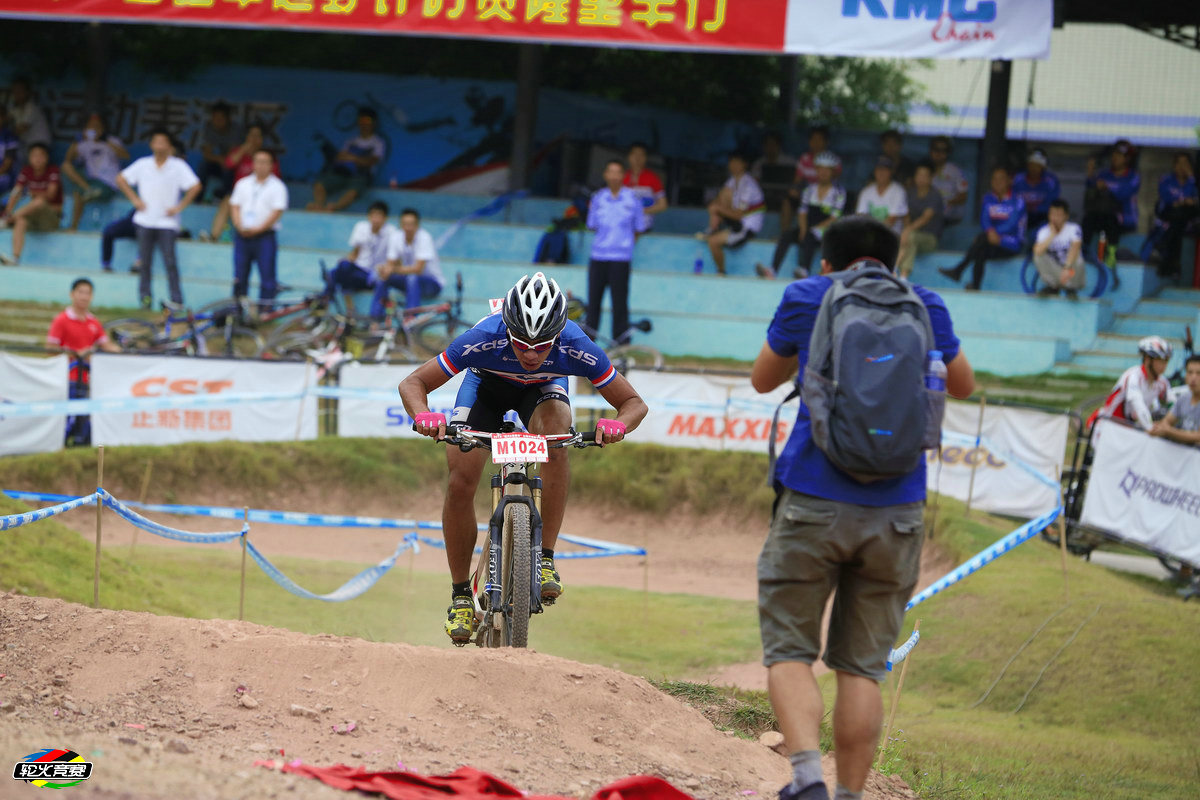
[814,151,841,170]
[1137,335,1173,360]
[502,272,568,342]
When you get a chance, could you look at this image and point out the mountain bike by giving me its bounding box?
[428,423,599,648]
[564,294,663,370]
[106,302,263,358]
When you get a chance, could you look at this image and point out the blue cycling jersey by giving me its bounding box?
[436,313,617,389]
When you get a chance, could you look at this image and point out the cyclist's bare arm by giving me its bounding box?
[596,372,648,445]
[398,358,452,439]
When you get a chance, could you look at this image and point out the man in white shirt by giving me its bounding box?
[6,77,50,159]
[372,207,443,320]
[61,112,129,231]
[1032,199,1085,299]
[322,201,395,313]
[701,152,765,275]
[115,128,201,308]
[308,108,385,213]
[230,149,288,309]
[855,156,908,234]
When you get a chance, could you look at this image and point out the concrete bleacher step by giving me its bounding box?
[1113,313,1193,338]
[1156,287,1200,304]
[1132,298,1200,320]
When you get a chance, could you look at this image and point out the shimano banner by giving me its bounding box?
[1080,419,1200,566]
[337,362,465,439]
[0,352,68,457]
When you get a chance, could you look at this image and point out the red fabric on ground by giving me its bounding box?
[256,762,696,800]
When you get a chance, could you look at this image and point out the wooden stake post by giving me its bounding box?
[238,507,248,621]
[1055,466,1070,602]
[882,619,920,751]
[92,446,104,609]
[964,396,987,517]
[130,458,153,558]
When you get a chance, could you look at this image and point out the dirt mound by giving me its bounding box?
[0,593,917,800]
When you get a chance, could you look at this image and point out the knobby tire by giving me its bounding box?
[502,503,532,648]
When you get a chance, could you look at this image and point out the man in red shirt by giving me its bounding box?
[622,142,667,229]
[0,141,62,265]
[47,277,120,446]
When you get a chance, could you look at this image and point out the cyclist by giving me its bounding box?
[398,272,648,643]
[1088,336,1173,432]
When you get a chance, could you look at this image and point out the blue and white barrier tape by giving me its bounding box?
[245,535,416,602]
[0,390,315,420]
[939,430,1060,490]
[412,534,645,560]
[886,629,921,672]
[100,489,248,544]
[1,491,100,531]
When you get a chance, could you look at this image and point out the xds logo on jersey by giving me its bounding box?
[558,345,598,367]
[12,748,93,788]
[459,338,509,356]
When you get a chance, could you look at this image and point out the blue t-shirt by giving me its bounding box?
[1157,173,1197,216]
[1012,170,1060,217]
[588,186,648,262]
[1091,168,1141,228]
[766,275,961,507]
[980,191,1026,252]
[437,314,617,389]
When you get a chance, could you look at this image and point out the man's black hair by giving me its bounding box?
[604,158,625,171]
[367,200,390,215]
[810,125,831,139]
[914,158,935,173]
[763,130,783,143]
[10,75,31,91]
[210,101,232,115]
[71,277,94,292]
[821,214,900,273]
[147,126,173,143]
[991,163,1011,176]
[930,135,952,151]
[880,128,903,143]
[27,141,50,156]
[254,147,275,161]
[1186,354,1200,369]
[1049,198,1069,213]
[628,141,649,153]
[400,207,420,220]
[358,106,379,121]
[728,151,749,163]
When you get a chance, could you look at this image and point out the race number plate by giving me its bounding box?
[491,433,549,464]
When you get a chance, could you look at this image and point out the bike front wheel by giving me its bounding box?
[500,502,532,648]
[106,318,161,352]
[411,315,475,357]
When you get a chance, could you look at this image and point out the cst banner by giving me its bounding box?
[0,0,1050,59]
[1080,419,1200,566]
[90,354,318,445]
[926,400,1067,518]
[0,352,68,457]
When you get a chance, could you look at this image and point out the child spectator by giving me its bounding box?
[855,156,907,235]
[6,76,50,159]
[1151,153,1198,280]
[322,200,395,313]
[699,152,764,276]
[623,141,667,227]
[938,165,1025,291]
[928,135,969,227]
[0,107,19,200]
[1083,139,1140,284]
[757,151,845,280]
[896,160,944,279]
[1150,355,1200,446]
[1032,199,1084,299]
[197,102,243,203]
[0,142,62,266]
[880,129,915,186]
[61,112,129,231]
[1012,149,1060,233]
[309,108,384,212]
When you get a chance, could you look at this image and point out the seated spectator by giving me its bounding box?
[1083,139,1140,284]
[0,107,18,199]
[757,151,844,280]
[752,131,796,213]
[0,142,62,266]
[938,165,1025,291]
[880,129,915,186]
[1151,355,1200,446]
[1012,148,1060,233]
[1150,152,1198,280]
[197,102,243,203]
[6,76,50,159]
[699,152,764,276]
[855,156,907,235]
[896,160,944,279]
[46,277,121,446]
[322,200,395,313]
[623,141,667,227]
[372,207,443,320]
[928,135,968,227]
[1032,199,1084,299]
[308,107,384,212]
[60,112,129,231]
[782,125,834,225]
[201,123,280,243]
[1087,336,1172,432]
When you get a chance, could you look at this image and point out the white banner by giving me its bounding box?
[90,354,318,445]
[0,352,68,456]
[1080,419,1200,565]
[926,400,1067,517]
[337,362,464,439]
[784,0,1051,60]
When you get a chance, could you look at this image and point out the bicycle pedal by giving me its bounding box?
[452,640,468,648]
[540,597,556,607]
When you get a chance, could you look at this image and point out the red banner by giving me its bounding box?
[0,0,787,53]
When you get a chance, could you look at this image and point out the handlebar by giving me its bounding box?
[412,425,600,451]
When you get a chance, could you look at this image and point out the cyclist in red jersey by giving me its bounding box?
[1087,336,1173,431]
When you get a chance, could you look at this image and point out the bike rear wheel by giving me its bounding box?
[200,325,263,358]
[106,318,161,352]
[500,502,532,648]
[411,315,475,357]
[607,344,664,371]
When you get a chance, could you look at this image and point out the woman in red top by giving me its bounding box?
[0,142,62,265]
[622,142,667,229]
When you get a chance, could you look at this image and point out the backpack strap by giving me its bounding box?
[766,382,801,488]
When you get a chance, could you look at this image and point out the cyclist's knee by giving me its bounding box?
[528,399,570,435]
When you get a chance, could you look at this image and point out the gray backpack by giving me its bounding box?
[801,263,944,483]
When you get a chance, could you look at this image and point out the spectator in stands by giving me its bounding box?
[0,142,62,266]
[60,112,129,232]
[623,141,667,227]
[928,135,968,227]
[1088,336,1172,432]
[586,159,648,340]
[753,131,797,215]
[99,137,185,275]
[322,200,394,312]
[938,166,1025,291]
[855,156,907,235]
[896,160,944,279]
[700,152,764,276]
[230,148,288,310]
[757,151,845,281]
[879,129,914,186]
[751,215,974,800]
[46,277,121,446]
[309,107,384,213]
[782,125,833,226]
[116,127,201,308]
[202,123,280,243]
[1032,199,1084,299]
[1150,153,1198,280]
[6,76,50,159]
[372,207,443,321]
[0,107,19,200]
[197,102,242,203]
[1012,148,1060,233]
[1083,139,1140,283]
[1151,355,1200,446]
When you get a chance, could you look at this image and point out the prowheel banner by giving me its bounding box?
[89,354,318,445]
[1080,418,1200,566]
[0,0,1051,59]
[0,352,68,457]
[926,400,1067,518]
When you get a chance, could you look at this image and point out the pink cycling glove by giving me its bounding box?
[595,419,626,441]
[414,411,446,430]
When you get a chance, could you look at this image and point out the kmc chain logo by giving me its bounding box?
[12,748,94,788]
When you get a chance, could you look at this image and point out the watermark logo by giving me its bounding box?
[12,749,93,788]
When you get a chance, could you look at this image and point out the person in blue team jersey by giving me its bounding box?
[1151,152,1198,279]
[398,272,648,644]
[1012,149,1060,233]
[938,165,1026,291]
[1082,139,1140,278]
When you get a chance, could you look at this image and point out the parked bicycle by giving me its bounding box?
[428,423,600,648]
[106,302,263,358]
[564,295,663,370]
